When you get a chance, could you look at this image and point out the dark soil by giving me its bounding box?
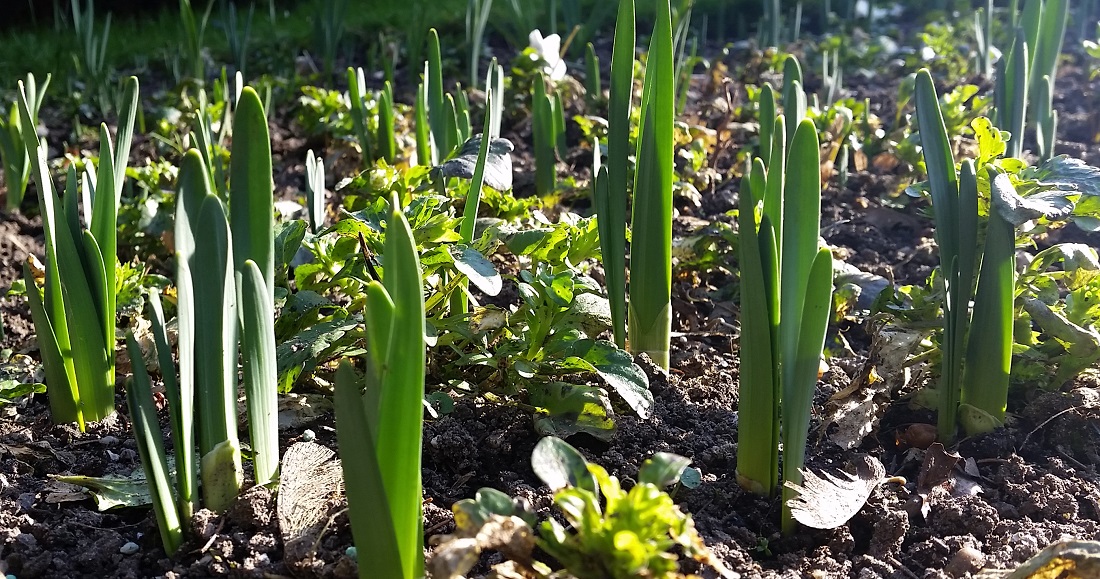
[3,44,1100,579]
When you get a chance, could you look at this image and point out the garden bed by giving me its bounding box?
[3,25,1100,579]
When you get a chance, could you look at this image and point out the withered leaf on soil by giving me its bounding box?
[975,540,1100,579]
[278,442,343,573]
[825,326,921,450]
[428,514,538,579]
[917,443,959,491]
[785,455,887,529]
[910,443,983,519]
[52,465,168,510]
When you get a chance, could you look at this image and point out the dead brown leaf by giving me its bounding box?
[785,455,887,529]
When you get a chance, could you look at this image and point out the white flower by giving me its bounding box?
[528,29,567,81]
[855,0,903,19]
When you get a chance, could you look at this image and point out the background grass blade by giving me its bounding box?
[758,83,775,166]
[113,76,139,203]
[428,28,448,161]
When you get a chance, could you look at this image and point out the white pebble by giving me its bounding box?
[120,541,139,555]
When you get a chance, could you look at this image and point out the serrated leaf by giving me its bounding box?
[568,339,653,418]
[274,290,341,339]
[563,292,613,338]
[276,317,361,392]
[450,246,502,296]
[992,171,1074,226]
[530,382,616,441]
[275,220,309,268]
[1020,155,1100,198]
[972,117,1006,167]
[531,435,597,493]
[435,135,515,191]
[638,452,691,488]
[547,273,575,307]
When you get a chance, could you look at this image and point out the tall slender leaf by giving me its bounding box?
[735,160,778,497]
[229,87,274,300]
[147,289,196,522]
[628,0,674,369]
[601,0,634,349]
[781,248,835,533]
[125,332,183,556]
[240,260,279,485]
[915,69,964,441]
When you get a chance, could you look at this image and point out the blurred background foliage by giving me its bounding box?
[0,0,983,87]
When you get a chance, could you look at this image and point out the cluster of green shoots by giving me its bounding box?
[735,56,834,533]
[16,76,136,431]
[125,85,280,553]
[593,0,676,369]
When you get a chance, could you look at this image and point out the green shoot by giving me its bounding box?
[628,0,675,369]
[597,0,634,350]
[336,193,426,579]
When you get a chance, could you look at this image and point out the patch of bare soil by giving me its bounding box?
[1,210,42,352]
[4,330,1100,578]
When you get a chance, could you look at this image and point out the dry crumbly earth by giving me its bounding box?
[3,48,1100,579]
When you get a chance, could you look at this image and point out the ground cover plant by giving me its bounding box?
[4,0,1100,577]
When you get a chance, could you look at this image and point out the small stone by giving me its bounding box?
[15,533,36,548]
[898,423,937,450]
[945,546,985,577]
[120,542,140,555]
[345,546,357,560]
[99,436,119,445]
[302,429,316,442]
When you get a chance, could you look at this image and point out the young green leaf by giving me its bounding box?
[628,0,675,369]
[240,260,279,485]
[125,332,183,556]
[602,0,634,350]
[230,87,275,301]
